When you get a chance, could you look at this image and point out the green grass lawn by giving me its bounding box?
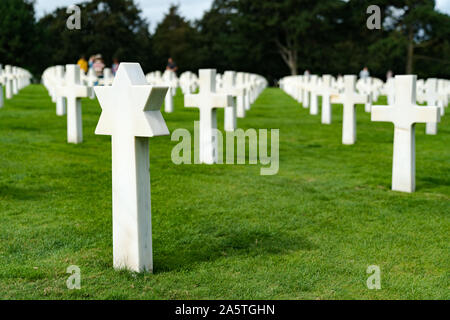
[0,84,448,300]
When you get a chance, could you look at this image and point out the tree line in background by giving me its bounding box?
[0,0,449,84]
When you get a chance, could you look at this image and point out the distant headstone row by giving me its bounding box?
[0,64,32,107]
[145,69,267,118]
[279,73,449,193]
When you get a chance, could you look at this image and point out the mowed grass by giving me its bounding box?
[0,84,448,300]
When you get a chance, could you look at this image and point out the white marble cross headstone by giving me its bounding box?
[425,78,439,135]
[295,76,303,103]
[55,66,67,116]
[58,65,89,144]
[95,63,169,272]
[86,68,98,99]
[361,77,373,112]
[163,70,177,113]
[4,65,14,99]
[302,74,311,108]
[319,75,337,124]
[12,67,19,95]
[371,75,440,193]
[102,68,114,86]
[222,71,237,132]
[244,73,251,110]
[185,69,233,164]
[386,77,395,105]
[331,75,368,145]
[235,72,247,118]
[309,75,319,115]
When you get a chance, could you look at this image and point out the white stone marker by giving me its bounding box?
[59,65,89,144]
[371,75,440,193]
[362,78,373,113]
[309,75,319,115]
[331,75,367,145]
[185,69,233,164]
[236,72,247,118]
[12,67,19,95]
[4,65,13,99]
[244,73,251,110]
[386,78,395,105]
[86,68,98,99]
[303,75,310,108]
[295,76,303,103]
[95,63,169,272]
[425,78,439,135]
[55,66,67,116]
[163,70,176,113]
[319,75,336,124]
[103,68,114,86]
[223,71,237,132]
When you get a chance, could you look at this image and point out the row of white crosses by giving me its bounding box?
[0,64,32,107]
[281,73,449,143]
[179,71,199,95]
[280,74,347,126]
[184,69,267,164]
[146,70,179,113]
[42,65,89,143]
[385,77,449,135]
[185,69,234,164]
[42,65,118,143]
[145,69,267,117]
[162,70,178,113]
[330,75,369,145]
[145,70,163,86]
[356,77,384,112]
[280,73,446,193]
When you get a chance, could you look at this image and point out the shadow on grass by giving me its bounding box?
[154,228,315,273]
[0,184,48,200]
[417,176,450,190]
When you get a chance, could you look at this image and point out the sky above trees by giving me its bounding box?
[34,0,450,24]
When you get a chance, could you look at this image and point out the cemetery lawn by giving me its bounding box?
[0,84,449,300]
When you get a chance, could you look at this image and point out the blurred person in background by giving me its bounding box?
[112,58,120,76]
[93,54,105,77]
[166,57,178,73]
[77,55,88,73]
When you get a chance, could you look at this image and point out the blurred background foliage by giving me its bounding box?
[0,0,449,83]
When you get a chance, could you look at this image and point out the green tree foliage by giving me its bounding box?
[383,0,450,76]
[1,0,449,81]
[152,5,200,73]
[0,0,39,75]
[37,0,155,73]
